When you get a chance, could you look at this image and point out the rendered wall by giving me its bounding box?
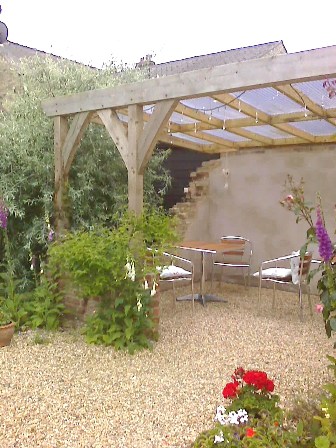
[183,145,336,289]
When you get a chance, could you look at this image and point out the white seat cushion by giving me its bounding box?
[159,265,192,280]
[253,267,292,281]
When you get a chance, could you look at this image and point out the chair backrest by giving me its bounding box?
[220,236,252,261]
[299,252,313,279]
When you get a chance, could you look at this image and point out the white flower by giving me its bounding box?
[137,298,143,312]
[144,280,149,290]
[214,431,225,444]
[236,409,248,423]
[215,407,249,426]
[150,281,157,296]
[125,259,136,281]
[228,411,240,425]
[214,405,227,425]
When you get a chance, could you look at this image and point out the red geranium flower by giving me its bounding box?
[222,381,239,399]
[265,379,275,392]
[243,370,269,390]
[246,427,256,438]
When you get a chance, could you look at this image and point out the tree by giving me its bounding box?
[0,56,171,285]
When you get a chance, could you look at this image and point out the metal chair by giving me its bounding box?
[254,251,313,314]
[211,236,253,289]
[158,252,195,311]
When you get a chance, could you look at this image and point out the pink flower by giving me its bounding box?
[315,304,324,313]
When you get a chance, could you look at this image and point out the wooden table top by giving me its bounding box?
[178,240,243,253]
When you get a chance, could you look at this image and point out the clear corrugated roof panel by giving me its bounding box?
[181,98,246,119]
[203,128,248,142]
[242,125,291,139]
[237,87,303,115]
[293,79,336,109]
[173,133,210,145]
[290,119,336,136]
[169,111,195,124]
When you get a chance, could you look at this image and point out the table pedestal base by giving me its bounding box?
[176,293,227,306]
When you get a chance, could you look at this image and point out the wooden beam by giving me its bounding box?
[42,46,336,117]
[97,109,128,166]
[128,105,143,215]
[54,116,69,235]
[63,111,92,175]
[138,99,177,173]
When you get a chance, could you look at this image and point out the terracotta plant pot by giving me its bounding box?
[0,322,15,347]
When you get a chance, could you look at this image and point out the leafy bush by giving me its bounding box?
[25,275,65,330]
[47,208,179,353]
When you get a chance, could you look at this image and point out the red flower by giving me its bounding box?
[246,427,256,438]
[265,379,275,392]
[222,381,239,399]
[242,370,268,390]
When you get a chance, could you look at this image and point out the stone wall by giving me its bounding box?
[176,144,336,292]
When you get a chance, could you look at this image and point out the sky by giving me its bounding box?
[1,1,336,68]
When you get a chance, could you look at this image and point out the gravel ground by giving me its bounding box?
[0,282,333,448]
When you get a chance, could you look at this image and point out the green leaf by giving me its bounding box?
[124,304,131,316]
[125,327,134,341]
[329,317,336,331]
[315,435,330,448]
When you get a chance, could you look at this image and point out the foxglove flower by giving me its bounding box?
[48,229,55,242]
[315,207,333,262]
[0,199,8,229]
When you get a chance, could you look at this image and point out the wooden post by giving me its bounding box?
[54,116,69,235]
[128,104,143,215]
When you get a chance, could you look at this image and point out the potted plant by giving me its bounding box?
[0,308,15,347]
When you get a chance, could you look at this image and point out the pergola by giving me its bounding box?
[42,45,336,231]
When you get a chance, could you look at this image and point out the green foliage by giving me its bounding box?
[32,331,51,345]
[313,356,336,448]
[0,270,28,328]
[281,175,336,346]
[84,283,154,354]
[191,367,320,447]
[192,413,307,447]
[0,56,172,284]
[47,208,179,353]
[0,308,12,326]
[25,275,65,330]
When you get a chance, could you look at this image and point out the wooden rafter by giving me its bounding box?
[275,84,336,126]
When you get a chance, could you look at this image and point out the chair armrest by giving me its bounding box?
[162,252,194,272]
[260,254,296,268]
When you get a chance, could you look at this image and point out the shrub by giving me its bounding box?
[47,208,179,353]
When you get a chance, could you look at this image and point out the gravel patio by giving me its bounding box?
[0,282,333,448]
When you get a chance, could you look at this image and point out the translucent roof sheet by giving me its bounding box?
[236,88,303,115]
[203,128,248,142]
[243,124,292,139]
[290,119,336,136]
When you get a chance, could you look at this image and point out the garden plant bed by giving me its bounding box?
[0,283,332,448]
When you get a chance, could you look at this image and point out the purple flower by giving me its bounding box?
[315,207,333,262]
[0,199,8,229]
[48,229,55,242]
